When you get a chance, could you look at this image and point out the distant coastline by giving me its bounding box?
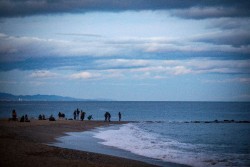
[0,92,111,101]
[1,92,249,102]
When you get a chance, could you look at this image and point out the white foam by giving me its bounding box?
[93,123,250,167]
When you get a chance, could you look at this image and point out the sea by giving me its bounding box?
[0,101,250,167]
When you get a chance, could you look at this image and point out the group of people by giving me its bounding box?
[20,114,30,122]
[49,115,56,121]
[10,109,122,122]
[104,112,111,122]
[38,114,46,120]
[73,108,86,121]
[10,109,56,122]
[104,112,122,122]
[39,114,55,121]
[10,109,30,122]
[58,112,65,118]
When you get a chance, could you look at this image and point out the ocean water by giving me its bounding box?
[1,101,250,166]
[94,122,250,167]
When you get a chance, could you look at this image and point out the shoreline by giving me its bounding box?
[50,124,179,167]
[0,119,159,167]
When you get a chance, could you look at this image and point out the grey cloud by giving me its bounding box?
[63,59,250,81]
[171,6,250,19]
[0,33,124,61]
[100,59,250,76]
[0,0,249,18]
[207,18,250,30]
[193,31,250,47]
[1,33,249,64]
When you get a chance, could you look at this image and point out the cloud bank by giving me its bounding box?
[0,0,249,18]
[1,33,249,63]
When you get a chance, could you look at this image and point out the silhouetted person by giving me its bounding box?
[20,115,25,122]
[107,112,111,122]
[24,114,30,122]
[104,112,108,122]
[42,114,46,120]
[38,114,42,120]
[73,110,76,120]
[76,108,80,120]
[12,109,17,121]
[58,112,65,118]
[49,115,56,121]
[118,112,121,121]
[80,111,85,121]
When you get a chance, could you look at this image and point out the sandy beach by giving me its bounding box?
[0,119,158,167]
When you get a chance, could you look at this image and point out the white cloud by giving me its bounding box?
[171,66,192,75]
[70,71,100,79]
[19,58,250,82]
[65,58,250,81]
[98,58,250,78]
[115,59,249,73]
[0,33,123,60]
[69,69,127,80]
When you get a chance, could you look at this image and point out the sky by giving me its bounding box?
[0,0,250,101]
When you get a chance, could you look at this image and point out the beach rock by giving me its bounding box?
[238,121,250,123]
[214,120,219,123]
[192,121,200,123]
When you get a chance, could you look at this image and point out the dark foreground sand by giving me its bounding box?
[0,119,159,167]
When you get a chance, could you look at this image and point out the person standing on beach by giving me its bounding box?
[104,112,108,121]
[107,112,111,122]
[80,110,86,121]
[24,114,30,122]
[118,112,121,121]
[73,110,76,120]
[76,108,80,120]
[12,109,17,121]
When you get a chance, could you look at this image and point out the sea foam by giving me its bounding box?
[93,123,249,167]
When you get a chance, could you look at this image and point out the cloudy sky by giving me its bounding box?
[0,0,249,101]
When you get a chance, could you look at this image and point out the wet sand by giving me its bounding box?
[0,119,159,167]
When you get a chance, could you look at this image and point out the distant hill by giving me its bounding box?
[0,92,89,101]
